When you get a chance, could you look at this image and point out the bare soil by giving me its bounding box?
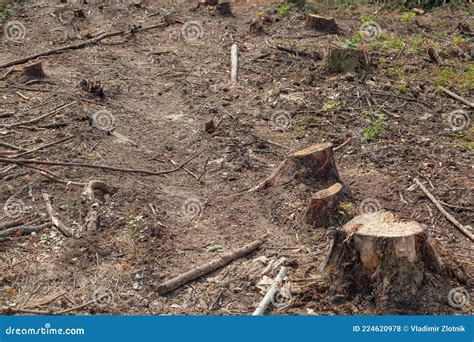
[0,0,472,315]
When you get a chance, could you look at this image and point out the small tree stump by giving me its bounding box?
[216,2,233,16]
[251,143,342,191]
[23,63,46,79]
[324,47,370,74]
[249,18,264,35]
[322,211,445,306]
[305,182,343,226]
[305,15,338,33]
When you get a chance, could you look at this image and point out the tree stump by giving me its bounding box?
[23,63,46,79]
[322,211,445,306]
[251,143,347,228]
[216,2,233,16]
[249,18,264,35]
[324,48,370,74]
[305,182,343,226]
[251,143,342,191]
[305,15,338,33]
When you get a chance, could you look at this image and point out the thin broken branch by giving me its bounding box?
[414,178,474,241]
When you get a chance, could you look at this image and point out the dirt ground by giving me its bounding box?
[0,0,473,315]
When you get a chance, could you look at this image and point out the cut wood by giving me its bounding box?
[305,15,338,33]
[324,47,370,74]
[414,178,474,241]
[157,240,262,295]
[305,182,344,227]
[42,192,72,237]
[322,211,446,306]
[252,266,288,316]
[231,43,239,83]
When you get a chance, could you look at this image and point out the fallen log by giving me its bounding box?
[157,240,262,295]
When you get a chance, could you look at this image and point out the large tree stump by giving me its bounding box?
[324,48,370,74]
[322,211,445,307]
[305,15,338,33]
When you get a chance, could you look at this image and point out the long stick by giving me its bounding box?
[0,149,205,176]
[157,240,262,295]
[414,178,474,241]
[439,87,474,108]
[231,43,238,83]
[252,266,288,316]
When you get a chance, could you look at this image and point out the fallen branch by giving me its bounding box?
[0,22,175,68]
[0,102,77,128]
[439,86,474,108]
[23,165,86,186]
[42,192,72,237]
[414,178,474,241]
[0,150,205,176]
[157,240,262,295]
[0,219,27,231]
[14,135,75,158]
[0,141,27,152]
[0,222,50,239]
[252,266,288,316]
